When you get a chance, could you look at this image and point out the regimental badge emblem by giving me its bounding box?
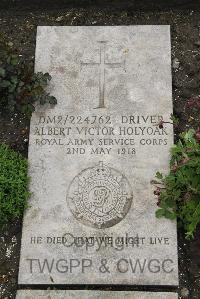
[67,161,133,228]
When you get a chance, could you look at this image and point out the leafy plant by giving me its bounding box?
[0,144,30,226]
[0,35,57,117]
[154,128,200,239]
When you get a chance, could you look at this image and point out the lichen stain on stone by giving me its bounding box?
[67,71,78,78]
[30,208,40,219]
[86,79,96,88]
[54,66,65,74]
[123,48,129,54]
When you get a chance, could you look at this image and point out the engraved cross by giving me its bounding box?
[81,41,125,109]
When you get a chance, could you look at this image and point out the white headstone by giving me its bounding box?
[16,290,178,299]
[18,26,178,286]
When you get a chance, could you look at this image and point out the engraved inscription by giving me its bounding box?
[81,41,125,109]
[67,161,133,228]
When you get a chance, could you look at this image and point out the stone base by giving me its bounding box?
[16,290,178,299]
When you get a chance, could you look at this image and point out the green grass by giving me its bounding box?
[0,144,30,226]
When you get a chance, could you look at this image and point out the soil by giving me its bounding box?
[0,5,200,299]
[0,0,199,10]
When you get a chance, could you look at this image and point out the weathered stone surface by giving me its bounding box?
[16,290,178,299]
[18,26,178,285]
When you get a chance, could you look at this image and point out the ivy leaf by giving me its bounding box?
[0,35,57,116]
[10,55,19,66]
[155,127,200,239]
[156,209,165,218]
[7,41,13,47]
[10,76,18,85]
[39,97,47,105]
[49,96,57,105]
[164,210,177,220]
[43,72,52,81]
[156,172,163,180]
[0,80,11,88]
[182,129,196,142]
[170,114,179,125]
[21,103,35,116]
[0,67,5,77]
